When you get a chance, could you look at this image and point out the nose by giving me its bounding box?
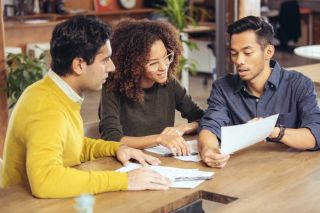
[158,61,168,71]
[235,53,245,65]
[106,59,116,73]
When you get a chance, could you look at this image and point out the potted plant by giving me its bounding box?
[6,51,48,109]
[156,0,208,76]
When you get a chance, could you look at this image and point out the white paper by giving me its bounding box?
[145,140,200,162]
[174,154,201,162]
[220,114,279,154]
[116,163,214,189]
[145,144,171,155]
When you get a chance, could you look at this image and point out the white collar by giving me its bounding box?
[47,70,84,104]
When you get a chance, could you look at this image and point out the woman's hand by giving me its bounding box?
[156,134,189,156]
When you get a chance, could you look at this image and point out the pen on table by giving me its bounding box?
[174,176,213,181]
[162,152,198,157]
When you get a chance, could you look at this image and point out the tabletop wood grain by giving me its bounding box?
[1,141,320,213]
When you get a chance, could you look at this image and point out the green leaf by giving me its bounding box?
[5,50,48,109]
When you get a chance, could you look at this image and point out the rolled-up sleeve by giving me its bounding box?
[200,81,231,139]
[296,77,320,148]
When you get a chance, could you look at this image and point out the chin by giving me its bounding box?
[239,75,252,81]
[157,78,168,84]
[90,85,103,91]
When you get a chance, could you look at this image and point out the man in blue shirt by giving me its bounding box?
[199,16,320,168]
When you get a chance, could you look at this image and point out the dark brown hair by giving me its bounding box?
[227,16,274,47]
[106,18,183,102]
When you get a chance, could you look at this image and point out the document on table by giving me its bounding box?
[116,163,214,189]
[145,140,201,162]
[220,114,279,154]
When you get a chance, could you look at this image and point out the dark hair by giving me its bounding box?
[227,16,274,46]
[106,18,183,102]
[50,15,112,76]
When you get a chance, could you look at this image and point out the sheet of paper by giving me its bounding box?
[220,114,279,154]
[116,163,214,189]
[145,144,171,155]
[145,140,200,162]
[174,154,201,162]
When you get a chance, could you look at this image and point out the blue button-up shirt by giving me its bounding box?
[200,60,320,147]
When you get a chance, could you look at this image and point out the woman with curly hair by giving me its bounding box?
[99,19,204,156]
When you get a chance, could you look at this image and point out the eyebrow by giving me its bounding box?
[230,46,253,51]
[102,56,111,61]
[148,51,167,61]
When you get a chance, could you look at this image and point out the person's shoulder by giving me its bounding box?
[102,85,123,99]
[281,67,312,86]
[14,80,66,118]
[22,78,52,102]
[165,76,182,90]
[214,74,239,88]
[168,76,179,85]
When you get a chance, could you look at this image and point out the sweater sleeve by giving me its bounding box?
[80,138,122,162]
[26,110,128,198]
[173,78,204,122]
[99,87,124,141]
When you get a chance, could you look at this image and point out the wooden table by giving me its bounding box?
[1,141,320,212]
[288,63,320,86]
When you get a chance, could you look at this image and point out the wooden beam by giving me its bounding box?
[0,0,9,157]
[215,0,227,78]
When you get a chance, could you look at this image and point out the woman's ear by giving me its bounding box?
[264,44,275,60]
[71,57,86,75]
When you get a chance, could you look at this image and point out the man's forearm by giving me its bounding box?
[198,129,220,151]
[281,128,316,150]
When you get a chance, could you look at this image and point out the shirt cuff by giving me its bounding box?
[199,126,221,141]
[304,124,320,150]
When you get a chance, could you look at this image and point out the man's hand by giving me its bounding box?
[127,167,171,191]
[116,145,161,166]
[200,146,230,168]
[247,117,262,123]
[156,134,189,156]
[268,126,280,139]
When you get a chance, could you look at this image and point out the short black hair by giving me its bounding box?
[227,16,274,46]
[50,15,112,76]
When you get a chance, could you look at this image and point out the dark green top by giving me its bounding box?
[99,78,204,141]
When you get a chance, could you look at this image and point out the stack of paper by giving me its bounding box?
[221,114,279,154]
[116,163,214,189]
[145,140,201,162]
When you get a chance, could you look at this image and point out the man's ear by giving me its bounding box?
[264,44,275,60]
[71,57,86,75]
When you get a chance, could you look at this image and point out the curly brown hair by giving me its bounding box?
[106,18,183,102]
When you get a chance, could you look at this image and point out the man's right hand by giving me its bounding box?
[200,146,230,168]
[127,167,171,190]
[156,134,189,156]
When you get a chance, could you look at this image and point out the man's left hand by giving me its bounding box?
[116,145,161,166]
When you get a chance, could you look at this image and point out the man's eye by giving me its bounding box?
[231,52,237,56]
[244,52,252,55]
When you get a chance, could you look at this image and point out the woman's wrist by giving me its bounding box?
[178,125,188,135]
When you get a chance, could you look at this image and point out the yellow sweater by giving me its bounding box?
[1,76,128,198]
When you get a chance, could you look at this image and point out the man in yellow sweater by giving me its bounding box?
[1,15,171,198]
